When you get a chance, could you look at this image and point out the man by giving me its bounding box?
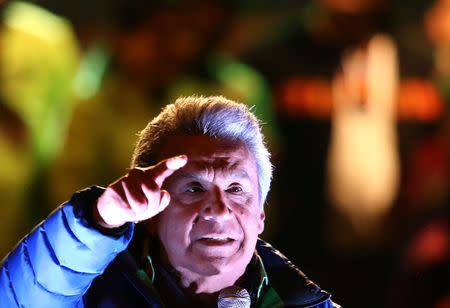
[0,96,338,307]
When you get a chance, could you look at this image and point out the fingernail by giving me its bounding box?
[160,191,170,210]
[167,155,187,169]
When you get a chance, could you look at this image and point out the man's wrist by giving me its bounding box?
[70,186,130,237]
[92,199,126,229]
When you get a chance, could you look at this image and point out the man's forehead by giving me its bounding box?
[188,155,241,168]
[158,134,248,159]
[158,135,258,181]
[173,149,255,179]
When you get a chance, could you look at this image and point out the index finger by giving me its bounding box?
[366,34,398,113]
[150,155,188,187]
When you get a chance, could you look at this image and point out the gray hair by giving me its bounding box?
[132,95,272,208]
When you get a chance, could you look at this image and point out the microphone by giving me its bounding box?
[217,286,251,308]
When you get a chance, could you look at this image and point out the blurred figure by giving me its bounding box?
[327,34,400,247]
[242,0,396,266]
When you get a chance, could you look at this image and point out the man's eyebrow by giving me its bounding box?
[171,171,203,181]
[228,170,251,181]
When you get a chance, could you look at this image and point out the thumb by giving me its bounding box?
[366,34,398,117]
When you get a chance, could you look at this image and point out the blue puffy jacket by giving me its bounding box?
[0,187,338,307]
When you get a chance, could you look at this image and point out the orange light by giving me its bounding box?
[276,77,444,121]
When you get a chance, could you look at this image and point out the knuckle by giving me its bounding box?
[129,201,146,218]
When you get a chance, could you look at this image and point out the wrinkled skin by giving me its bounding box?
[153,135,265,294]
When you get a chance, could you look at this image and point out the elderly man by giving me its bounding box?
[0,96,338,307]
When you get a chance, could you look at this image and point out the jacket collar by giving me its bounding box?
[256,239,331,306]
[112,236,331,307]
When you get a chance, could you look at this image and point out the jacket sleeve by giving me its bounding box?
[0,187,134,308]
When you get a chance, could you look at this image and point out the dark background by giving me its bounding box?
[0,0,448,307]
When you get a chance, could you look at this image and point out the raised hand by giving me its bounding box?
[94,155,187,228]
[327,34,400,239]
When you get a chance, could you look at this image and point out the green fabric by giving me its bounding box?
[255,254,269,299]
[135,269,163,304]
[257,287,284,308]
[255,255,284,307]
[136,269,153,288]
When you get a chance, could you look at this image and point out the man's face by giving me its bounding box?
[154,135,265,280]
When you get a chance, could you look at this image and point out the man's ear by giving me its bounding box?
[258,210,265,234]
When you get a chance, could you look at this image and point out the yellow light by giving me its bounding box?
[3,1,73,43]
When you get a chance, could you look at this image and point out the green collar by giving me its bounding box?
[255,253,269,300]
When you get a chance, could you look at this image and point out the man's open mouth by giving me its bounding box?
[198,236,235,244]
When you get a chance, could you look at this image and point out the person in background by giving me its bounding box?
[0,96,339,307]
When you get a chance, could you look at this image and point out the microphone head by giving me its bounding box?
[217,286,251,308]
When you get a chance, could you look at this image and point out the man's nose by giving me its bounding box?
[201,188,232,221]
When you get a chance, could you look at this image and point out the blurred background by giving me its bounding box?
[0,0,448,307]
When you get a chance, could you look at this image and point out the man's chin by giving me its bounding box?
[189,249,253,277]
[191,259,227,276]
[186,251,239,275]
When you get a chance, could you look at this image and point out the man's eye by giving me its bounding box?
[226,185,243,193]
[186,185,204,193]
